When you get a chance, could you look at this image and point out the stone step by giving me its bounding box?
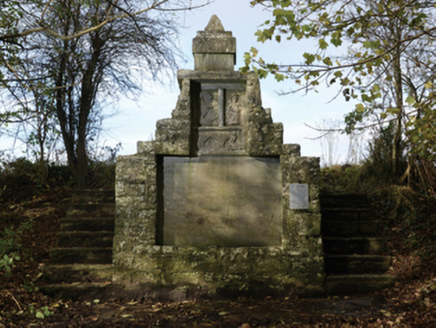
[39,282,114,301]
[321,220,379,237]
[325,274,397,295]
[43,264,113,284]
[71,189,115,204]
[57,231,114,248]
[66,203,115,218]
[323,237,385,255]
[60,217,115,232]
[321,208,372,221]
[50,247,113,265]
[325,255,391,274]
[320,194,368,208]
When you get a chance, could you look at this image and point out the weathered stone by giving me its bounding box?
[137,141,155,156]
[246,71,262,107]
[192,15,236,71]
[112,245,324,295]
[293,212,322,236]
[154,78,192,156]
[177,69,247,84]
[162,156,282,247]
[282,143,301,156]
[113,14,324,298]
[197,127,245,155]
[286,156,321,184]
[247,106,283,156]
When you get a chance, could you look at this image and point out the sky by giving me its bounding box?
[102,0,360,165]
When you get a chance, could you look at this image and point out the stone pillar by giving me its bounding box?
[280,144,325,291]
[192,15,236,71]
[113,142,158,285]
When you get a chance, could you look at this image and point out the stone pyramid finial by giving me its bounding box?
[205,15,225,32]
[192,15,236,71]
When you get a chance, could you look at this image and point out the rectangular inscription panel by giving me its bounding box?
[162,156,282,246]
[289,184,309,209]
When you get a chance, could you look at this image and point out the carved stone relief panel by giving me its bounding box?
[200,90,219,126]
[225,91,243,126]
[197,127,245,155]
[197,84,247,155]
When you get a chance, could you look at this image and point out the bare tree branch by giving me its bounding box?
[0,0,212,42]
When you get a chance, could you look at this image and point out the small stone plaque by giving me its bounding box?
[289,184,309,209]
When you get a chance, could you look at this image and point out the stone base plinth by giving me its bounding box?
[113,245,325,298]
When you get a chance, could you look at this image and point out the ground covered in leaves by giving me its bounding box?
[2,276,436,327]
[1,164,436,327]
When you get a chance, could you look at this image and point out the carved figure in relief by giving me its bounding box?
[226,93,241,126]
[200,91,218,126]
[201,136,215,150]
[223,131,239,147]
[200,131,240,152]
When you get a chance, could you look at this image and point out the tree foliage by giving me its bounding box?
[245,0,436,179]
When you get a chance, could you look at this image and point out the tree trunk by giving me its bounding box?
[75,32,105,188]
[38,131,47,185]
[392,21,404,178]
[55,54,80,181]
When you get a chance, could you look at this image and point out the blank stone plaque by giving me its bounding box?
[289,184,309,209]
[162,156,282,246]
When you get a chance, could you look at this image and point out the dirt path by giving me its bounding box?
[9,294,388,327]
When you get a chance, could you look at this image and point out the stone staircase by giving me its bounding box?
[41,189,115,300]
[41,189,397,298]
[321,194,396,294]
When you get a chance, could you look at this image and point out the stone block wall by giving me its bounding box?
[114,144,157,255]
[113,141,325,297]
[113,15,325,298]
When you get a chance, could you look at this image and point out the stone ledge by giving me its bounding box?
[177,69,246,85]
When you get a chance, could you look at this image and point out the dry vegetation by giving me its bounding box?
[0,161,436,327]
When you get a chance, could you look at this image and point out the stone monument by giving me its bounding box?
[114,15,324,298]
